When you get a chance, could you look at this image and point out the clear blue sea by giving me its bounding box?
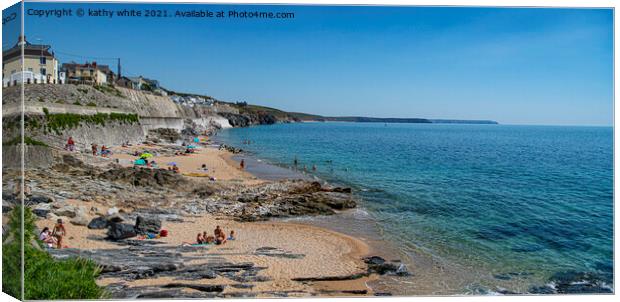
[217,122,613,294]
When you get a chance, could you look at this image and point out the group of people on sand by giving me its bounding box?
[186,226,235,246]
[64,137,113,158]
[167,164,180,173]
[39,219,67,249]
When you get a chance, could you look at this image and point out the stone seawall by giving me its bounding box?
[2,145,55,169]
[26,121,145,151]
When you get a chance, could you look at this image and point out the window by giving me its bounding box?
[40,68,46,76]
[40,56,46,64]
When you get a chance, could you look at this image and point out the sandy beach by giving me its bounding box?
[109,141,264,185]
[29,140,379,297]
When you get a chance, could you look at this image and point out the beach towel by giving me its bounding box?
[183,172,210,177]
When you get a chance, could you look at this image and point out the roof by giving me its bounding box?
[2,36,54,61]
[62,62,112,74]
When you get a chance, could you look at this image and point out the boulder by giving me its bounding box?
[363,256,409,276]
[107,214,124,223]
[54,205,77,218]
[28,195,55,204]
[2,200,13,213]
[70,206,89,225]
[46,212,59,221]
[71,214,90,226]
[32,209,50,218]
[107,222,137,240]
[33,203,52,211]
[87,216,109,229]
[107,207,119,215]
[134,216,162,235]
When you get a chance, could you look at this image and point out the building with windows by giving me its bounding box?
[2,35,60,86]
[62,61,111,85]
[127,75,167,95]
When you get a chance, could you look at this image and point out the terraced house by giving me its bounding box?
[62,61,114,85]
[2,35,62,86]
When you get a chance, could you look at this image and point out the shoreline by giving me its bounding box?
[16,136,398,297]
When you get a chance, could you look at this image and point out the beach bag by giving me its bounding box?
[159,229,168,237]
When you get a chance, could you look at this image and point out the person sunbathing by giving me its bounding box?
[100,145,111,157]
[214,226,227,245]
[196,233,205,244]
[39,227,57,248]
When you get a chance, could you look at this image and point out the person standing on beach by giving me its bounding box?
[66,137,75,151]
[52,219,66,249]
[240,159,245,170]
[91,143,98,156]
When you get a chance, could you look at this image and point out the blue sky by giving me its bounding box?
[4,3,614,125]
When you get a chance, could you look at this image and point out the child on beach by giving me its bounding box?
[227,230,236,240]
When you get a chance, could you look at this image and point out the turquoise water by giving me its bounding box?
[217,122,613,293]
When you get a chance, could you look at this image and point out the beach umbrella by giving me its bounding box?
[193,137,200,143]
[140,152,153,158]
[134,158,146,165]
[187,145,196,149]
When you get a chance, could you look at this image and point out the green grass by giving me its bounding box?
[2,207,106,300]
[28,112,140,135]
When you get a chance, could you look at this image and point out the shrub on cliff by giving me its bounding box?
[2,206,105,300]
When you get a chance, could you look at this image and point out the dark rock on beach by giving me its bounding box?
[87,216,109,229]
[134,215,162,235]
[363,256,410,276]
[98,166,191,189]
[107,222,137,240]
